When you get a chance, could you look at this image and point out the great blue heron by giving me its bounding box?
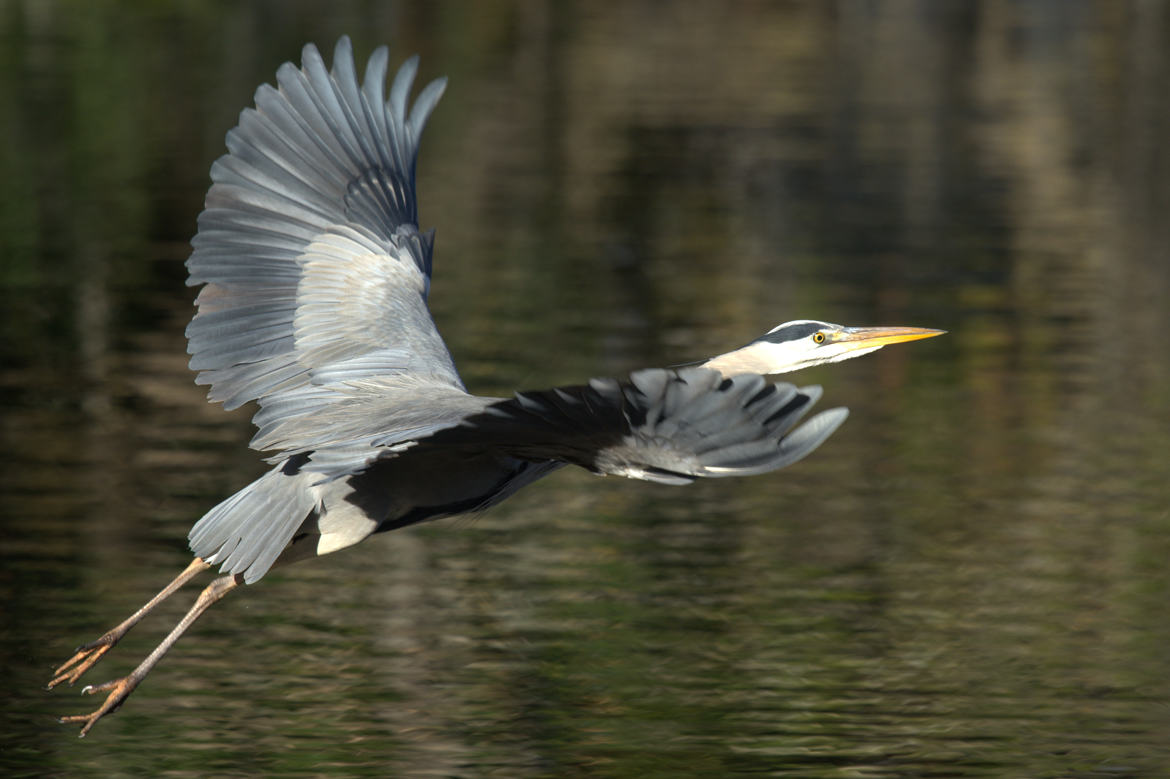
[49,37,942,736]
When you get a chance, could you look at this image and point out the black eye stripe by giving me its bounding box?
[754,323,823,344]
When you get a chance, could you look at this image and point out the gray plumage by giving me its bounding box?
[53,37,945,737]
[183,37,849,585]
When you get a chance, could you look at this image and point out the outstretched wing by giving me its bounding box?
[185,36,458,461]
[413,367,849,484]
[186,367,846,584]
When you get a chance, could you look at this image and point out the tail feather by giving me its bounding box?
[188,459,319,584]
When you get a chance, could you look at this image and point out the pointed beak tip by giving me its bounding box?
[837,326,946,349]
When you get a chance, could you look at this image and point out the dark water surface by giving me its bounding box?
[4,2,1170,777]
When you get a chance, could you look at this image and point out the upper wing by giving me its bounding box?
[412,367,850,484]
[185,37,459,460]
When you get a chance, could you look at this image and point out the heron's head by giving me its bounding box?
[701,319,944,377]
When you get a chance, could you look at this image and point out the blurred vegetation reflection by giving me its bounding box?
[2,1,1169,777]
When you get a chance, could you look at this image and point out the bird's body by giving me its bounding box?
[49,37,942,736]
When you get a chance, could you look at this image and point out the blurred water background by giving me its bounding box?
[3,1,1170,776]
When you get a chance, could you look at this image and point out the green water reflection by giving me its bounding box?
[3,2,1169,777]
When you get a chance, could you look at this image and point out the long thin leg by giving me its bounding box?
[59,570,242,737]
[49,557,211,689]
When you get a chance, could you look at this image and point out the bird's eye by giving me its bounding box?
[813,332,826,344]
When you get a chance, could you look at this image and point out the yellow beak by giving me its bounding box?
[830,326,946,351]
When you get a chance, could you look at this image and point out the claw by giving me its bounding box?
[48,638,117,689]
[58,675,137,737]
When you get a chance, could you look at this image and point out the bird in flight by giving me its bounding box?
[49,37,942,736]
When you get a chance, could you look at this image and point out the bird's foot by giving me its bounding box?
[58,675,139,738]
[48,631,122,689]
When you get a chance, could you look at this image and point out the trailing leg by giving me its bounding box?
[49,557,211,689]
[57,570,241,737]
